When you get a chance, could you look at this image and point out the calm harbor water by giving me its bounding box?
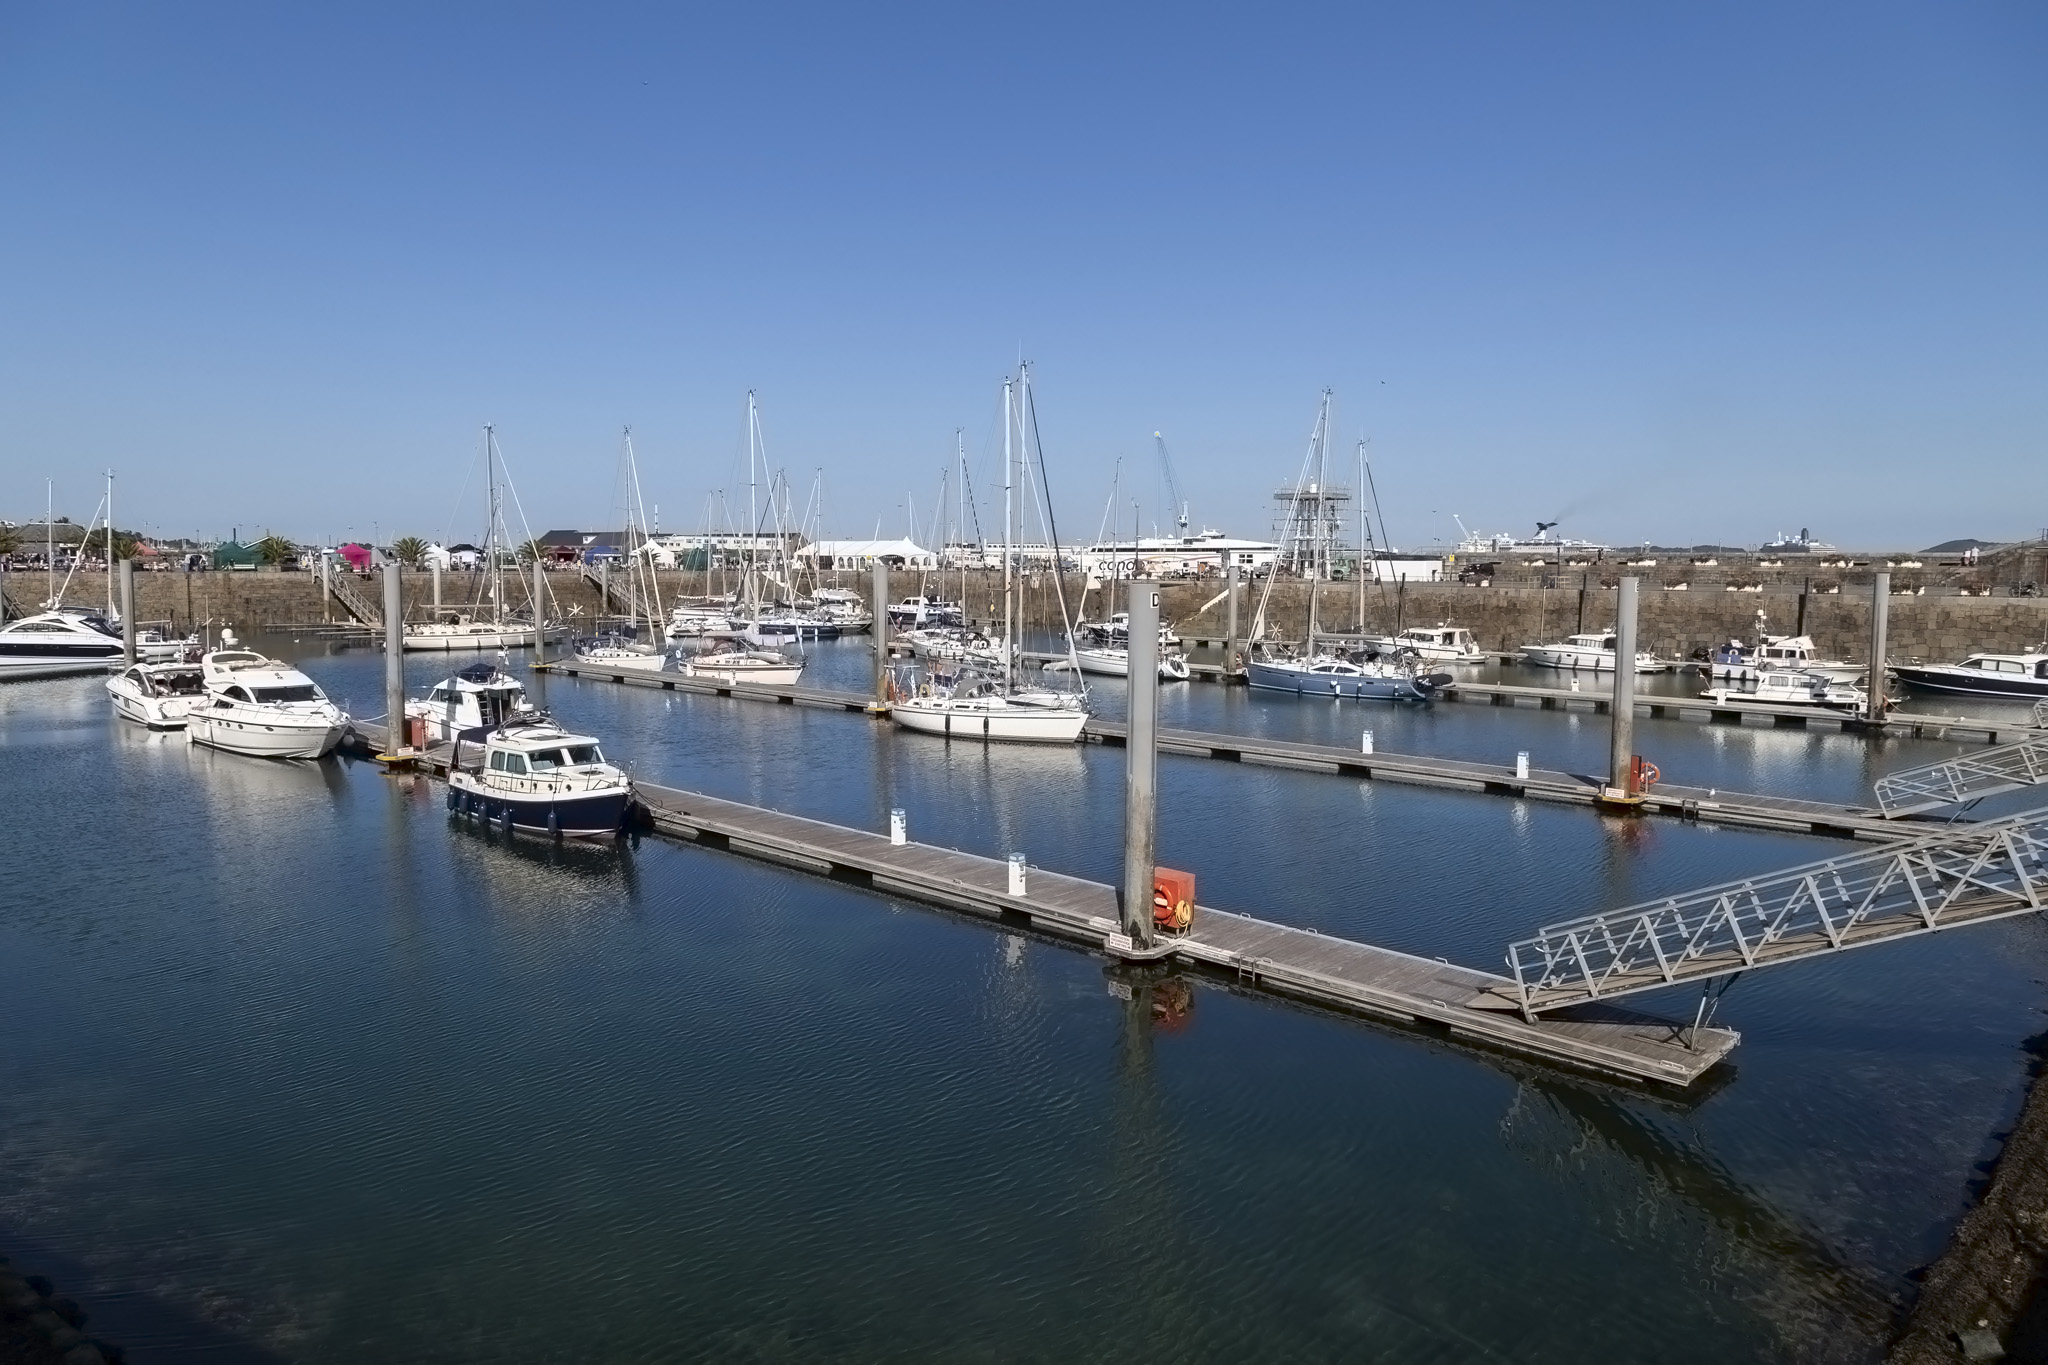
[3,636,2046,1362]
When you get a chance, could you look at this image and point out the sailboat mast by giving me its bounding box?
[747,392,758,624]
[105,470,115,618]
[485,425,501,617]
[1002,375,1014,687]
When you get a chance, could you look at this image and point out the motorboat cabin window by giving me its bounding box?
[252,684,321,703]
[1965,658,2026,674]
[1601,637,1617,650]
[489,751,530,774]
[225,685,252,701]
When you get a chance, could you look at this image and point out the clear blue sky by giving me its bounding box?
[1,3,2042,551]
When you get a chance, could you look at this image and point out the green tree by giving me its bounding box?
[517,538,550,565]
[0,525,20,558]
[255,533,298,567]
[391,535,429,568]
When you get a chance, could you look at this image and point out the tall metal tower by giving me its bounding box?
[1271,391,1351,579]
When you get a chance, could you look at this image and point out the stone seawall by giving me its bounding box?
[13,567,2043,663]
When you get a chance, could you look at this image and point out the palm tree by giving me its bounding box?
[391,535,428,568]
[255,533,298,567]
[517,538,550,566]
[0,524,20,559]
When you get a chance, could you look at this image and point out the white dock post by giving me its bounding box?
[1867,571,1890,720]
[1122,580,1161,948]
[872,559,889,706]
[1361,729,1374,755]
[1008,854,1027,896]
[383,563,405,752]
[1608,576,1639,794]
[533,559,547,662]
[431,558,442,611]
[1516,751,1530,780]
[890,808,907,846]
[119,558,136,664]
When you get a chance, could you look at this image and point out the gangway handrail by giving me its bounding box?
[322,569,382,629]
[1873,735,2048,816]
[580,561,647,621]
[1505,807,2048,1016]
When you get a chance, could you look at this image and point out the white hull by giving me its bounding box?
[890,697,1088,743]
[107,685,197,729]
[681,658,804,686]
[0,655,117,680]
[573,649,667,672]
[1519,645,1659,673]
[1064,648,1190,680]
[186,711,345,759]
[403,625,569,652]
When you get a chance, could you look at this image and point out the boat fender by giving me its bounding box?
[547,808,561,841]
[499,807,514,836]
[446,787,458,812]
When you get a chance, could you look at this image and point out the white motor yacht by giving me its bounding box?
[135,627,203,663]
[446,718,636,839]
[1702,632,1861,682]
[106,660,206,728]
[1701,669,1869,711]
[680,648,804,686]
[666,602,739,637]
[1519,632,1660,672]
[1361,625,1486,664]
[405,662,538,746]
[0,608,124,680]
[888,668,1089,743]
[1892,652,2048,701]
[185,646,349,758]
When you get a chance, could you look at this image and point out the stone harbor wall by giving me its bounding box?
[7,565,2044,663]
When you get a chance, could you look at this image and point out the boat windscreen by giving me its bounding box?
[252,684,321,702]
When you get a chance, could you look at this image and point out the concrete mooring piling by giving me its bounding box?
[119,558,136,665]
[871,561,889,705]
[1122,581,1161,948]
[431,559,441,611]
[1608,576,1640,795]
[533,560,547,662]
[1867,571,1890,719]
[383,564,405,752]
[1224,564,1239,670]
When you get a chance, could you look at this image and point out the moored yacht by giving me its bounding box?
[185,646,349,758]
[1892,651,2048,701]
[405,661,538,746]
[888,666,1090,743]
[1519,632,1659,672]
[571,635,668,672]
[1702,632,1861,683]
[1361,625,1486,664]
[106,660,206,728]
[1246,651,1448,702]
[1701,668,1870,711]
[0,608,124,680]
[1049,645,1191,680]
[447,718,636,839]
[679,646,804,686]
[404,610,567,652]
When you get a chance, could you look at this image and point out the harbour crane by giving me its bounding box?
[1152,431,1190,537]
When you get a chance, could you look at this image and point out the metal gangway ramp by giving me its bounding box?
[1505,808,2048,1017]
[580,562,648,622]
[1874,732,2048,817]
[321,569,382,629]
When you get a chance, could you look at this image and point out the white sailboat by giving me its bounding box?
[574,428,669,671]
[406,427,568,652]
[680,393,805,686]
[890,366,1087,744]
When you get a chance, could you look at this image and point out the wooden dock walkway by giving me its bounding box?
[534,661,1913,841]
[342,717,1737,1087]
[1439,679,2040,744]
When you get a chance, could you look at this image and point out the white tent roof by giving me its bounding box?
[797,538,934,561]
